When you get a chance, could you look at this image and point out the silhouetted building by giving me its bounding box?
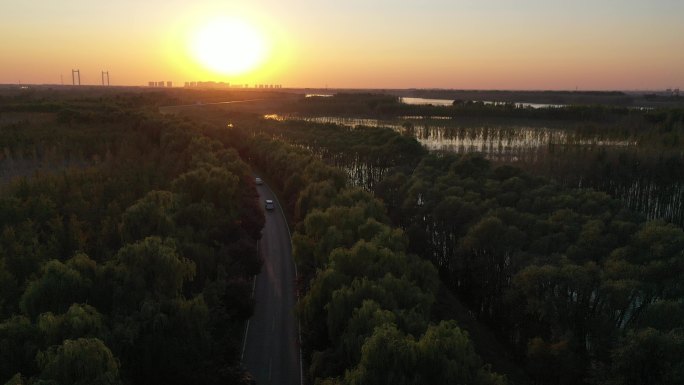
[185,81,230,89]
[166,81,172,88]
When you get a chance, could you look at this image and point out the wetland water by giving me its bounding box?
[264,114,633,161]
[400,97,567,109]
[264,114,683,225]
[303,96,569,108]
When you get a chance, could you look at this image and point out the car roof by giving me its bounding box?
[266,199,273,202]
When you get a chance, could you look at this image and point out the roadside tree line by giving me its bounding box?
[234,117,684,385]
[219,126,507,385]
[0,97,263,385]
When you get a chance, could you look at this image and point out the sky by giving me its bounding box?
[1,0,683,90]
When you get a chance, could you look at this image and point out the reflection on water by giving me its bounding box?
[263,114,683,225]
[263,114,681,226]
[401,97,454,106]
[480,100,567,109]
[264,114,634,161]
[400,97,567,109]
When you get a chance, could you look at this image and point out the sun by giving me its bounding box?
[190,17,267,76]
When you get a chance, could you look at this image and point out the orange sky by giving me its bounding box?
[1,0,683,90]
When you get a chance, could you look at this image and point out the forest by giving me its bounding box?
[0,89,264,384]
[213,125,507,385]
[219,95,684,385]
[1,87,682,385]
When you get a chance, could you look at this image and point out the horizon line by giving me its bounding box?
[0,82,679,93]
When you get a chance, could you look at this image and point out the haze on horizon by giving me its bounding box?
[1,0,682,90]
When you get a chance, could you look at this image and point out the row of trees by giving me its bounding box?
[234,114,684,384]
[0,95,264,384]
[219,126,506,385]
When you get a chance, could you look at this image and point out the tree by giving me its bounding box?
[417,321,506,385]
[108,237,195,311]
[455,216,524,319]
[19,260,92,319]
[38,303,108,346]
[326,275,433,342]
[111,296,217,385]
[345,322,505,385]
[337,300,396,367]
[344,324,419,385]
[171,165,240,217]
[295,181,342,222]
[36,338,121,385]
[0,316,40,383]
[608,328,684,385]
[120,191,177,243]
[0,259,20,318]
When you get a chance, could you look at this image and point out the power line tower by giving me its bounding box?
[72,69,81,86]
[101,71,110,86]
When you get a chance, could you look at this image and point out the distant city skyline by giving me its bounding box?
[1,0,683,90]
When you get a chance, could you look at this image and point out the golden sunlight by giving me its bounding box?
[189,17,267,76]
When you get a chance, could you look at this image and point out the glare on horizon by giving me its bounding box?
[0,0,682,90]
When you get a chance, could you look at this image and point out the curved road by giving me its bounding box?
[243,182,301,385]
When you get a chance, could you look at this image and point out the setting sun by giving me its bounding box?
[189,17,267,76]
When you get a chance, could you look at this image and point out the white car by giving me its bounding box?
[255,177,263,185]
[265,199,275,210]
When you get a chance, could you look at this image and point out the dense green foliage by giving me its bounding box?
[232,113,684,385]
[220,129,506,385]
[0,95,263,384]
[376,153,684,384]
[3,88,682,385]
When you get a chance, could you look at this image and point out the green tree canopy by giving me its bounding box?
[108,237,195,311]
[36,338,121,385]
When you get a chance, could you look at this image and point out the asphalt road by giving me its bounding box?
[242,182,301,385]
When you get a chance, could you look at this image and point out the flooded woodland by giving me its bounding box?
[265,104,684,225]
